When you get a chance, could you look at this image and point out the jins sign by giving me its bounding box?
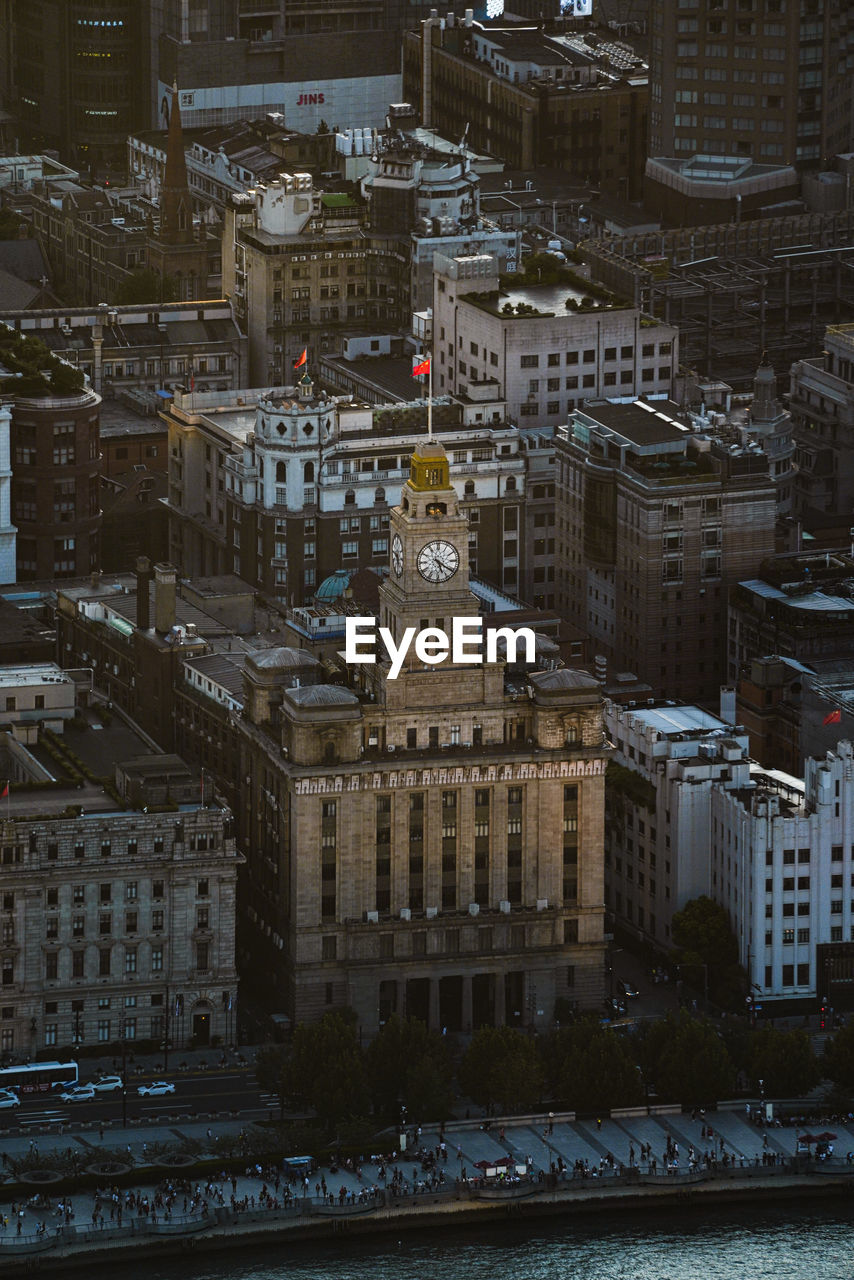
[297,92,325,106]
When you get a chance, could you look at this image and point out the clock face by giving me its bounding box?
[391,534,404,577]
[417,539,460,583]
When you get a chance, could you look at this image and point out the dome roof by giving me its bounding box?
[284,684,359,708]
[530,667,599,692]
[248,646,319,671]
[315,569,352,602]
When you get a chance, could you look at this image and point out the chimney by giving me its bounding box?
[135,555,152,631]
[153,562,177,634]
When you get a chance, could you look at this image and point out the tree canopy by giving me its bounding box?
[365,1015,454,1123]
[542,1018,643,1112]
[644,1012,736,1105]
[748,1027,819,1098]
[823,1023,854,1094]
[282,1011,370,1130]
[671,895,744,1007]
[458,1026,543,1113]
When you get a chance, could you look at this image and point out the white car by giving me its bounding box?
[90,1076,123,1093]
[0,1089,20,1109]
[59,1085,95,1103]
[136,1081,175,1098]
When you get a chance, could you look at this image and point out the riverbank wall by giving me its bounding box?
[3,1168,853,1277]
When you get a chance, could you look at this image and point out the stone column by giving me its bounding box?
[462,974,473,1033]
[493,973,505,1027]
[428,977,440,1030]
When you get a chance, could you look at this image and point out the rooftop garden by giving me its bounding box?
[0,324,86,397]
[492,252,632,316]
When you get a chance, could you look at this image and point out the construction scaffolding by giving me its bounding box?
[584,208,854,388]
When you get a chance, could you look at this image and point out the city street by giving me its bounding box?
[0,1064,280,1134]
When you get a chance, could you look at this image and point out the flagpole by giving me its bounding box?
[427,351,433,441]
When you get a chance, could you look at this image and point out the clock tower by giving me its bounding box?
[378,439,479,646]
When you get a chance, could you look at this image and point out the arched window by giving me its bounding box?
[505,476,517,492]
[276,461,286,483]
[374,486,385,504]
[303,460,315,483]
[344,489,356,506]
[464,480,475,496]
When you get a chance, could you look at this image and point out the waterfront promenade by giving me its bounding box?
[1,1105,854,1273]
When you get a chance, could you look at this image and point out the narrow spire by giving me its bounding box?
[159,82,194,245]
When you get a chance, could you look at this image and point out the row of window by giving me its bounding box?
[520,343,671,368]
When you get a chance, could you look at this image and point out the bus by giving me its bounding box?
[0,1061,78,1095]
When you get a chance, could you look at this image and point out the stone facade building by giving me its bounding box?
[791,323,854,524]
[403,17,649,200]
[235,438,608,1036]
[10,385,102,582]
[162,376,537,606]
[222,175,409,384]
[555,399,776,704]
[0,688,239,1058]
[431,253,679,429]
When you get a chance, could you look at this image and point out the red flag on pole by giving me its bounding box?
[189,373,195,392]
[293,348,307,369]
[0,782,8,799]
[412,357,430,377]
[823,709,842,726]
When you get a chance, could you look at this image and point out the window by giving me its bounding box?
[151,947,163,972]
[197,879,209,897]
[72,951,84,979]
[153,879,164,899]
[45,952,58,980]
[99,949,111,977]
[152,909,164,932]
[196,942,210,972]
[125,948,137,975]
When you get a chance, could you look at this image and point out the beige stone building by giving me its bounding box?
[237,437,608,1037]
[0,701,240,1059]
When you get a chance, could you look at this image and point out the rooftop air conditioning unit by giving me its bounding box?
[400,907,411,921]
[468,902,479,916]
[366,910,379,924]
[536,898,548,911]
[499,899,511,914]
[426,906,438,919]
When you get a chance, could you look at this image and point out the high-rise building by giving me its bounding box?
[10,385,102,582]
[11,0,146,170]
[648,0,854,169]
[791,323,854,524]
[236,437,609,1035]
[555,399,776,704]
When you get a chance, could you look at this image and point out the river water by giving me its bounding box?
[119,1201,854,1280]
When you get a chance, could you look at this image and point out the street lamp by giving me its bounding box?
[120,1022,128,1129]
